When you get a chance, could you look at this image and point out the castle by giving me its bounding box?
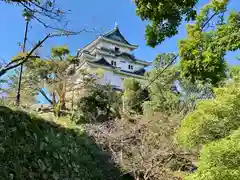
[71,24,151,91]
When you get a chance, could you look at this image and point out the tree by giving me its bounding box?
[154,53,177,69]
[2,52,52,106]
[230,65,240,81]
[178,79,214,113]
[0,34,50,77]
[176,81,240,149]
[133,0,199,47]
[186,128,240,180]
[74,83,122,123]
[180,0,240,86]
[140,53,214,115]
[175,78,240,179]
[123,78,148,114]
[5,69,38,105]
[24,46,74,115]
[0,62,7,95]
[0,80,6,93]
[143,53,181,115]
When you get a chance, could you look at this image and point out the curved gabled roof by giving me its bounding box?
[121,68,146,76]
[91,58,113,67]
[115,52,151,66]
[79,25,138,52]
[102,25,136,46]
[86,57,146,76]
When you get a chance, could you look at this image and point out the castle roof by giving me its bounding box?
[87,57,146,76]
[102,24,134,46]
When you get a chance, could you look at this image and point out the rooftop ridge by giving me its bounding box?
[102,24,132,45]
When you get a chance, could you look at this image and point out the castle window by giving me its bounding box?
[128,65,133,70]
[111,61,116,66]
[115,47,120,52]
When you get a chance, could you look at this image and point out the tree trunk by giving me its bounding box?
[52,91,59,117]
[59,98,66,110]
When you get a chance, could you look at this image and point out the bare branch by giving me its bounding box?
[18,0,64,22]
[0,34,51,77]
[29,0,61,17]
[49,28,89,37]
[0,25,91,77]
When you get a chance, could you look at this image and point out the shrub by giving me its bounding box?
[176,82,240,180]
[186,128,240,180]
[176,82,240,148]
[73,84,122,123]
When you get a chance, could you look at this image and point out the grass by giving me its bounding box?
[39,112,83,130]
[0,106,127,180]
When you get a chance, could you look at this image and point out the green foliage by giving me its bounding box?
[0,79,7,94]
[230,65,240,81]
[176,80,240,179]
[180,0,240,85]
[22,8,34,21]
[74,84,121,123]
[141,53,213,116]
[143,54,180,115]
[186,128,240,180]
[123,78,148,114]
[4,69,38,105]
[51,46,70,60]
[0,106,125,180]
[134,0,199,46]
[11,52,27,62]
[143,84,180,115]
[176,82,240,149]
[179,79,214,113]
[154,53,176,69]
[179,27,227,85]
[25,46,73,112]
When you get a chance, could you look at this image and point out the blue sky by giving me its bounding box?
[0,0,239,103]
[0,0,239,64]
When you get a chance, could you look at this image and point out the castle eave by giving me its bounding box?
[86,62,146,79]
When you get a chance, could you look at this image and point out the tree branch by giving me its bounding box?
[19,0,63,22]
[133,11,221,99]
[201,12,218,31]
[0,25,89,77]
[19,1,90,36]
[29,0,61,17]
[0,34,51,77]
[5,55,39,68]
[38,89,53,105]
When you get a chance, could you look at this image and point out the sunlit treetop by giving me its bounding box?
[51,46,70,60]
[176,81,240,149]
[179,0,240,86]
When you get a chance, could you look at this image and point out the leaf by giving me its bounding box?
[52,172,59,180]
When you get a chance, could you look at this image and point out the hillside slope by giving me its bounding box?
[0,106,126,180]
